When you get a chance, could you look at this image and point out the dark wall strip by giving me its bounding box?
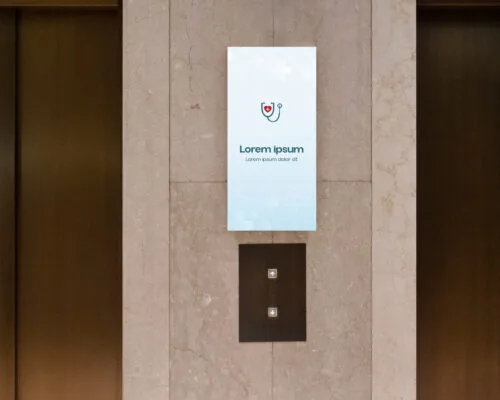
[0,9,16,400]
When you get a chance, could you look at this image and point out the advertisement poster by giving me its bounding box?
[228,47,316,231]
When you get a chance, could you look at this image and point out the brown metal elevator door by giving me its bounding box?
[418,9,500,400]
[15,10,122,400]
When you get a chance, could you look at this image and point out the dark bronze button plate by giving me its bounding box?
[239,243,306,342]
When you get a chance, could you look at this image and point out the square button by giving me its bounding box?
[268,268,278,279]
[268,307,278,318]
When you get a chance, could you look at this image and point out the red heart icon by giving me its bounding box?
[264,105,272,113]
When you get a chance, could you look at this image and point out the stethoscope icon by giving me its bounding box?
[261,102,283,123]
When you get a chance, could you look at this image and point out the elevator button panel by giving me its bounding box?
[239,243,306,342]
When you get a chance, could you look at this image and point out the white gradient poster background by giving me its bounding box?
[227,47,316,231]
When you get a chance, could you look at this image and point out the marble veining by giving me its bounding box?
[123,0,415,398]
[123,1,170,399]
[170,0,273,182]
[274,0,372,182]
[273,183,372,400]
[170,183,272,400]
[372,0,416,399]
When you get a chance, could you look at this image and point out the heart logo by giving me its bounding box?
[261,102,282,123]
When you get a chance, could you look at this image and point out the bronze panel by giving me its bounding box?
[0,9,16,400]
[16,9,122,400]
[239,244,306,342]
[419,0,500,8]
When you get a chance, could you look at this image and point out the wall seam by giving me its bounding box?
[168,0,172,399]
[370,1,374,399]
[271,342,275,400]
[272,0,275,46]
[271,3,275,399]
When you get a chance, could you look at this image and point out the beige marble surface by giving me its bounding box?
[123,0,416,398]
[274,0,372,182]
[372,0,416,399]
[170,0,273,182]
[273,183,372,400]
[123,1,170,399]
[170,183,272,400]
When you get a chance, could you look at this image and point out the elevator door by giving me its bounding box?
[10,9,121,400]
[418,9,500,400]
